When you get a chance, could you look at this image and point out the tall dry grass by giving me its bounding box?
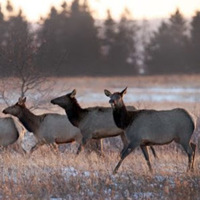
[0,144,199,200]
[0,75,200,199]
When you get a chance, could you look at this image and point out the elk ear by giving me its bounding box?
[18,97,22,102]
[120,87,127,97]
[104,89,112,97]
[18,97,26,105]
[22,97,26,103]
[70,89,76,98]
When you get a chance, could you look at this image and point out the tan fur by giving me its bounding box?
[0,117,19,147]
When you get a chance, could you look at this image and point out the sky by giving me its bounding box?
[0,0,200,22]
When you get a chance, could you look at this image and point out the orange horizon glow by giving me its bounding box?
[0,0,200,22]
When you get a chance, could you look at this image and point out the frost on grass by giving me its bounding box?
[0,148,199,200]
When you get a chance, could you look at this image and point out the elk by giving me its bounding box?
[0,117,19,147]
[51,89,157,157]
[2,97,82,152]
[104,87,196,174]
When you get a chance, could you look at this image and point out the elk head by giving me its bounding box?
[3,97,27,117]
[104,87,127,108]
[51,89,77,109]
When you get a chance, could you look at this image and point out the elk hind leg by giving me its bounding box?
[149,146,158,158]
[190,142,196,170]
[141,145,153,172]
[76,136,89,155]
[77,135,92,155]
[181,142,195,172]
[76,144,82,155]
[75,134,83,155]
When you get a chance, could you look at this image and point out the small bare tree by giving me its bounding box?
[0,10,54,109]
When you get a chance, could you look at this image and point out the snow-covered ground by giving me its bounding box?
[78,86,200,104]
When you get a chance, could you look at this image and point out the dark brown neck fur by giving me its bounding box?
[18,107,42,133]
[63,98,87,127]
[113,103,132,129]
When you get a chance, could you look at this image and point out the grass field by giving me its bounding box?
[0,145,200,199]
[0,75,200,199]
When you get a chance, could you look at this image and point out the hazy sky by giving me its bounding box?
[0,0,200,22]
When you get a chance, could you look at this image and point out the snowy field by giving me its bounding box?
[77,86,200,104]
[0,75,200,199]
[0,147,200,200]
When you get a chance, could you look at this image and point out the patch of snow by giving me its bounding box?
[61,167,78,180]
[133,192,155,199]
[155,175,166,182]
[104,188,112,195]
[82,171,90,177]
[21,131,37,153]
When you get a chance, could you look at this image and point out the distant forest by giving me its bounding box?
[0,0,200,77]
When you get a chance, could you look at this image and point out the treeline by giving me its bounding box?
[0,0,200,77]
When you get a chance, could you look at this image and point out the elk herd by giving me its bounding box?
[0,87,197,174]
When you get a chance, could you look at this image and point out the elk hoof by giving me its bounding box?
[113,169,117,175]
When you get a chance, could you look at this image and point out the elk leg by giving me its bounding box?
[50,142,57,150]
[80,136,89,152]
[149,146,158,158]
[100,139,103,153]
[120,132,129,147]
[29,143,39,153]
[48,143,59,155]
[75,135,83,155]
[140,145,153,172]
[92,139,104,157]
[98,139,104,157]
[190,142,196,171]
[181,142,194,172]
[76,135,92,154]
[113,143,135,174]
[120,133,129,157]
[76,144,82,155]
[120,144,129,157]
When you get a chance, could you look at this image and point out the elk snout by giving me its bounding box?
[50,99,56,105]
[2,109,8,114]
[109,99,114,104]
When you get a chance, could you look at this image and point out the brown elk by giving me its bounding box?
[0,117,19,147]
[104,87,196,174]
[3,97,82,152]
[51,89,157,157]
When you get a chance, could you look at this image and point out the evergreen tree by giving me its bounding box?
[144,9,189,74]
[144,21,171,74]
[0,5,7,75]
[190,11,200,72]
[103,10,138,75]
[0,1,36,77]
[101,10,116,75]
[102,10,116,53]
[36,6,69,75]
[37,0,101,76]
[66,0,101,75]
[137,19,151,74]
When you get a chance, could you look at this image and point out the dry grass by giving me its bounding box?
[47,74,200,89]
[1,75,200,199]
[0,144,200,200]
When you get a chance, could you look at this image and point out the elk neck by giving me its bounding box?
[18,107,41,133]
[63,98,87,127]
[112,102,132,130]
